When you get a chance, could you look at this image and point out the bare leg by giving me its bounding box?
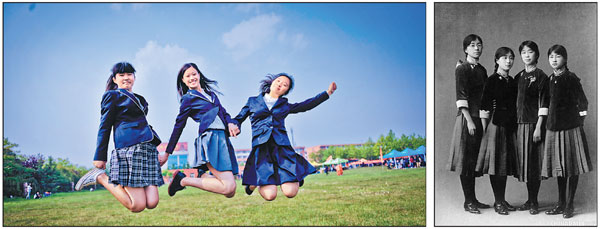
[144,186,159,209]
[180,163,236,197]
[123,186,149,213]
[258,185,277,201]
[281,182,299,198]
[96,174,150,212]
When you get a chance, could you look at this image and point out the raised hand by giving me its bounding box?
[327,82,337,95]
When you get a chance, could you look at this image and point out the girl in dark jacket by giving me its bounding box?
[476,47,519,215]
[541,45,592,218]
[75,62,164,213]
[164,63,240,198]
[234,73,336,200]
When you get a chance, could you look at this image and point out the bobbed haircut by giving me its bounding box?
[106,62,136,91]
[176,63,220,98]
[463,34,483,54]
[493,47,515,73]
[518,40,540,65]
[260,73,295,96]
[547,44,569,71]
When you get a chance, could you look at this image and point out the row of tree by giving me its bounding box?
[3,138,89,198]
[308,130,426,163]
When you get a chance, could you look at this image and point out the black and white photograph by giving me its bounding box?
[434,2,597,226]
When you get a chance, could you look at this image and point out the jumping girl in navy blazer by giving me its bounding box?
[233,73,336,200]
[164,63,241,198]
[75,62,164,213]
[476,47,519,215]
[447,34,491,214]
[514,41,549,215]
[541,45,592,219]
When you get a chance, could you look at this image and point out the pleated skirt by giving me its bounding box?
[242,137,316,186]
[109,142,165,187]
[515,123,545,182]
[541,126,592,178]
[476,122,518,176]
[193,129,239,175]
[446,114,483,177]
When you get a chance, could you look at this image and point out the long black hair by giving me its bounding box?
[463,34,483,57]
[547,44,569,71]
[518,40,540,65]
[106,62,136,91]
[493,47,515,73]
[259,73,294,96]
[176,63,220,98]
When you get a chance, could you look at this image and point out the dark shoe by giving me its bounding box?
[299,180,304,187]
[545,204,565,215]
[517,201,533,211]
[494,202,509,215]
[563,207,574,218]
[244,185,254,195]
[474,200,491,209]
[197,168,206,178]
[529,202,539,215]
[501,201,516,211]
[168,170,186,197]
[463,202,481,214]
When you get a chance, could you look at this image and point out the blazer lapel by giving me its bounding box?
[118,89,146,114]
[188,90,212,103]
[257,93,270,111]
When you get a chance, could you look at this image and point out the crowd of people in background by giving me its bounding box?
[385,155,425,169]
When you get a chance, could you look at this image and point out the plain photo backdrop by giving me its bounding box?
[434,2,597,226]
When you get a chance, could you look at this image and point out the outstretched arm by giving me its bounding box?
[165,98,192,154]
[232,98,252,128]
[290,82,336,114]
[94,91,117,162]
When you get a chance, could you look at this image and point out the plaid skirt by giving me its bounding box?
[109,142,164,187]
[446,114,484,177]
[476,122,518,176]
[541,126,593,178]
[515,123,545,182]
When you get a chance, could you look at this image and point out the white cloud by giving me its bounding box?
[110,4,122,11]
[131,41,206,95]
[222,14,281,61]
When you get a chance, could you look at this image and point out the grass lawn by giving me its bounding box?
[3,167,425,226]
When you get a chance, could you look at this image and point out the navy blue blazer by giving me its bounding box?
[233,91,329,147]
[165,89,235,154]
[94,89,161,161]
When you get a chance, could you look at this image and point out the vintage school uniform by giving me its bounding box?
[165,89,238,174]
[476,72,519,176]
[94,88,164,187]
[233,91,329,186]
[447,62,487,177]
[540,70,592,178]
[515,68,549,182]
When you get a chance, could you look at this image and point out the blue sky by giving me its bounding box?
[3,3,425,167]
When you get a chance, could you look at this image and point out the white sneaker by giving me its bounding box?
[75,168,105,191]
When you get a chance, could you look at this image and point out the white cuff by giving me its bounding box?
[479,110,490,119]
[580,111,587,116]
[456,100,468,109]
[538,108,548,116]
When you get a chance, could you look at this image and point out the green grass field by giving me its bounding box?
[3,167,425,226]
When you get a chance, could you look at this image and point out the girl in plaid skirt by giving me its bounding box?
[76,62,164,212]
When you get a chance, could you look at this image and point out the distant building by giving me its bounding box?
[156,142,189,171]
[305,143,364,161]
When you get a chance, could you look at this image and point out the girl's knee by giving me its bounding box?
[262,193,277,201]
[283,190,298,198]
[223,182,236,196]
[129,204,146,213]
[146,199,159,209]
